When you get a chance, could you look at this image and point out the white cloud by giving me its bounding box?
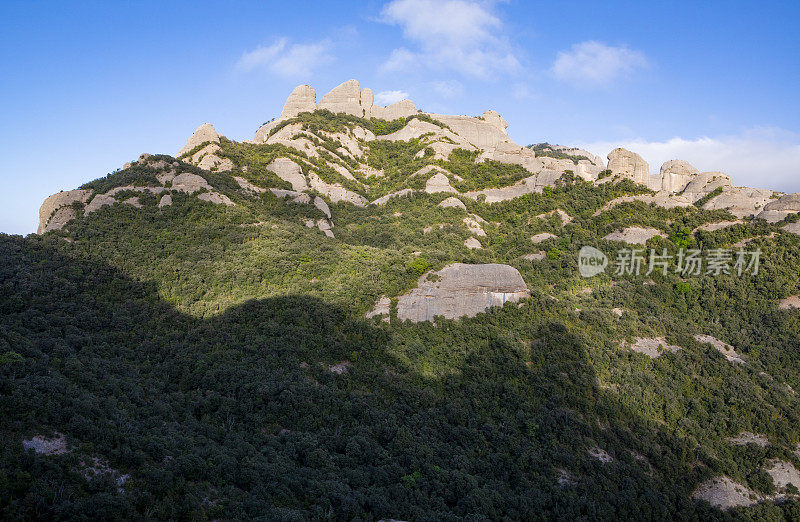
[511,82,531,99]
[432,80,464,98]
[237,38,331,78]
[375,90,409,105]
[379,0,519,77]
[576,127,800,193]
[552,41,648,85]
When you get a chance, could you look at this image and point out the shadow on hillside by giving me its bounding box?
[0,234,724,520]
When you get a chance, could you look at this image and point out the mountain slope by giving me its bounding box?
[4,80,800,519]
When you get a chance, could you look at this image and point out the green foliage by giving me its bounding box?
[529,143,591,164]
[694,186,724,208]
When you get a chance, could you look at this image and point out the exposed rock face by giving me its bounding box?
[438,197,467,210]
[85,194,117,214]
[365,295,391,320]
[371,188,414,206]
[427,114,510,149]
[681,172,732,201]
[464,237,483,249]
[531,232,557,243]
[23,433,69,455]
[425,173,457,194]
[588,447,613,464]
[607,148,650,185]
[464,170,562,203]
[38,189,92,233]
[308,173,368,206]
[317,79,363,116]
[660,160,699,193]
[393,263,529,322]
[695,334,745,364]
[178,123,219,157]
[266,158,307,191]
[779,295,800,309]
[281,84,317,119]
[783,222,800,236]
[765,460,800,490]
[522,251,546,261]
[693,476,759,510]
[702,187,773,218]
[158,194,172,207]
[695,220,742,232]
[757,193,800,223]
[171,173,212,194]
[603,227,666,245]
[726,431,769,446]
[197,192,234,206]
[622,337,681,358]
[178,123,233,172]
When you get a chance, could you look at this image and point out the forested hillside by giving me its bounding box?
[4,91,800,519]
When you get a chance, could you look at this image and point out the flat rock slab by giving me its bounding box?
[394,263,530,322]
[603,227,666,245]
[726,431,769,447]
[622,337,681,358]
[693,476,759,510]
[695,334,745,364]
[765,460,800,491]
[779,295,800,309]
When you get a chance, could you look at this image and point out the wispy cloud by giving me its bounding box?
[552,41,648,85]
[374,90,409,105]
[432,80,464,98]
[236,37,332,78]
[379,0,519,78]
[577,127,800,192]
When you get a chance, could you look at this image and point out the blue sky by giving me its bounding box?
[2,0,799,234]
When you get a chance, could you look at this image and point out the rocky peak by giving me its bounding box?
[177,123,220,157]
[660,159,700,193]
[281,84,317,119]
[607,148,650,184]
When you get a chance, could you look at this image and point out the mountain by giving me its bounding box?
[4,79,800,519]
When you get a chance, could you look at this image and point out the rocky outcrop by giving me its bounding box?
[531,232,557,244]
[85,194,117,214]
[425,173,457,194]
[266,158,307,191]
[695,334,744,364]
[464,170,562,203]
[464,237,483,249]
[607,148,652,186]
[426,113,510,149]
[660,160,699,193]
[158,194,172,207]
[765,460,800,491]
[371,188,414,206]
[693,476,759,510]
[178,123,233,172]
[171,173,212,194]
[281,84,317,119]
[438,197,467,210]
[702,187,773,218]
[603,227,666,245]
[622,337,681,358]
[681,172,732,201]
[779,295,800,309]
[178,123,219,157]
[308,173,367,206]
[757,194,800,223]
[726,431,769,447]
[387,263,529,322]
[38,189,92,233]
[317,79,363,116]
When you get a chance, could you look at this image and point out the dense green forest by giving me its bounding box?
[4,112,800,519]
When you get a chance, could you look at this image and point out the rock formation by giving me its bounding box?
[603,227,666,245]
[385,263,529,322]
[693,476,759,510]
[281,84,317,119]
[38,189,92,233]
[660,160,700,193]
[607,148,653,187]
